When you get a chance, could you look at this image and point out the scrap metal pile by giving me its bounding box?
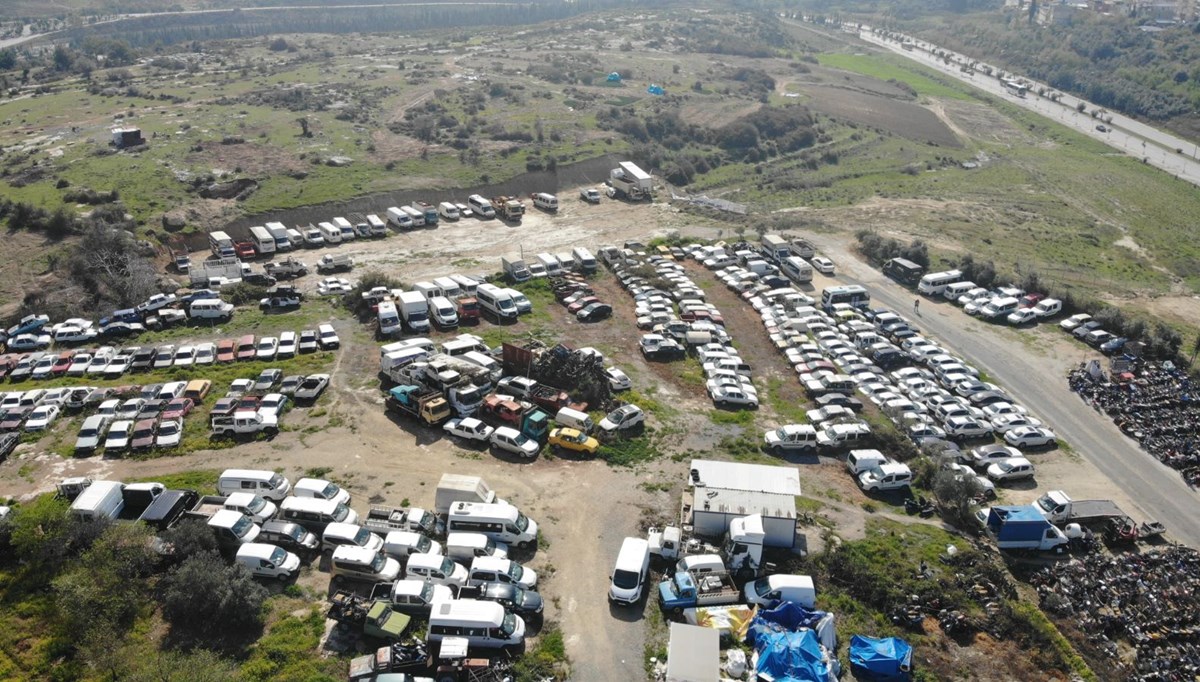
[1032,547,1200,681]
[1068,359,1200,484]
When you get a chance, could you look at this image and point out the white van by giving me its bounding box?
[846,449,889,475]
[377,300,402,335]
[445,532,508,563]
[218,469,292,501]
[466,195,496,219]
[387,206,414,230]
[383,530,443,559]
[427,600,525,649]
[532,192,558,211]
[943,281,977,301]
[428,296,459,329]
[236,542,301,580]
[322,522,383,553]
[278,496,358,534]
[330,545,400,583]
[70,480,124,522]
[475,284,518,320]
[446,502,538,549]
[917,269,963,296]
[405,553,468,587]
[554,407,593,434]
[189,299,234,321]
[467,556,537,589]
[535,253,563,277]
[412,281,440,300]
[441,337,486,357]
[609,537,650,605]
[450,274,479,296]
[438,202,461,220]
[572,247,597,273]
[743,574,816,609]
[317,221,342,244]
[460,351,500,380]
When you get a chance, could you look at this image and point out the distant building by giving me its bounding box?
[111,127,144,148]
[1037,2,1082,24]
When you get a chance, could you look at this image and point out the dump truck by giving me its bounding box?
[609,161,652,200]
[490,196,525,221]
[386,385,451,425]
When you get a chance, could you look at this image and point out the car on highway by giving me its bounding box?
[1005,426,1057,448]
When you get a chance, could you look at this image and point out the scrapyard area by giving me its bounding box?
[2,4,1200,681]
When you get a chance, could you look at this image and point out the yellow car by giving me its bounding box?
[548,427,599,455]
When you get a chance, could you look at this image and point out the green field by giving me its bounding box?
[818,52,975,101]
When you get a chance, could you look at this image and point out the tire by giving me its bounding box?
[772,446,783,456]
[718,400,729,408]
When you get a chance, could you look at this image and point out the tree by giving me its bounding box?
[10,495,79,575]
[53,45,74,71]
[53,523,157,637]
[162,551,268,643]
[0,50,15,70]
[296,116,312,138]
[1190,332,1200,367]
[159,518,218,566]
[127,648,238,682]
[933,469,982,530]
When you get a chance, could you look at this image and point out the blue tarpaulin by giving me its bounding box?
[607,72,622,82]
[746,602,827,647]
[755,630,834,682]
[647,84,665,95]
[849,635,913,682]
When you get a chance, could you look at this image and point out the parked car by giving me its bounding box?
[24,404,60,432]
[255,337,279,361]
[986,457,1035,482]
[577,303,613,322]
[444,417,494,443]
[548,427,599,455]
[969,444,1023,468]
[1004,426,1057,448]
[295,374,329,400]
[216,339,236,363]
[811,256,836,274]
[298,330,318,353]
[709,385,758,409]
[490,426,540,458]
[598,405,645,435]
[604,367,632,391]
[156,419,183,448]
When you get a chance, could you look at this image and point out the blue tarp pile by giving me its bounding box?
[849,635,913,682]
[607,72,622,82]
[647,84,665,95]
[748,603,839,681]
[755,630,835,682]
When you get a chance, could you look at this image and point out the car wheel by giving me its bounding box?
[718,400,728,408]
[772,446,783,455]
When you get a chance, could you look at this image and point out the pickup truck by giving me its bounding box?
[1034,490,1124,525]
[264,258,308,279]
[347,642,430,682]
[362,505,442,537]
[317,254,355,273]
[259,295,302,310]
[371,579,454,615]
[211,410,278,437]
[658,570,742,614]
[327,591,412,643]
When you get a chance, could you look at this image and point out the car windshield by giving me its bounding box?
[752,576,773,597]
[270,547,286,565]
[79,428,97,438]
[440,558,456,574]
[320,483,339,498]
[514,513,529,532]
[371,553,386,573]
[420,582,434,601]
[332,503,350,522]
[612,568,639,589]
[354,528,372,546]
[232,516,253,537]
[500,613,517,638]
[998,463,1014,472]
[246,497,266,513]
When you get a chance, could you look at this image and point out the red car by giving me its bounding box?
[216,339,236,363]
[236,395,261,412]
[235,334,256,361]
[130,418,158,450]
[51,351,75,376]
[161,397,194,421]
[0,354,17,379]
[566,296,600,314]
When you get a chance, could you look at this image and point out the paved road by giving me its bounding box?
[853,28,1200,187]
[808,235,1200,548]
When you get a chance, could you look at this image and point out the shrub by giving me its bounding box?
[161,551,267,643]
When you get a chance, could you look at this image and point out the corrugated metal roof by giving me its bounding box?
[689,459,802,496]
[692,487,797,520]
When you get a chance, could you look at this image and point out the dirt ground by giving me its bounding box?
[0,190,1155,680]
[803,85,962,148]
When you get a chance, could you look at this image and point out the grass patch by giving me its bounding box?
[818,52,974,101]
[764,377,808,423]
[512,622,568,680]
[624,388,669,418]
[639,481,671,494]
[708,409,755,426]
[603,430,660,467]
[127,468,221,493]
[240,607,342,681]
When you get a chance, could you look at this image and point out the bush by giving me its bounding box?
[218,282,269,306]
[161,551,267,643]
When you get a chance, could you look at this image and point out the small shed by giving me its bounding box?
[690,488,797,548]
[666,622,719,682]
[112,126,144,148]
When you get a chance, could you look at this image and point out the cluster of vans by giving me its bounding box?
[919,272,1063,327]
[365,274,492,336]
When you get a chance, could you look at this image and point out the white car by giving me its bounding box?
[152,345,176,369]
[24,404,60,432]
[981,402,1028,420]
[945,462,996,497]
[103,354,133,378]
[137,293,177,313]
[763,424,818,454]
[259,393,288,417]
[944,415,992,440]
[156,419,183,448]
[8,334,50,351]
[443,417,494,443]
[987,457,1035,482]
[66,352,93,377]
[989,413,1043,434]
[173,345,197,367]
[1005,426,1057,448]
[1059,313,1091,331]
[490,426,540,458]
[104,420,133,451]
[116,399,146,421]
[811,256,836,274]
[277,331,298,359]
[317,324,340,350]
[295,374,329,400]
[194,342,217,365]
[1007,308,1038,326]
[85,350,114,375]
[598,405,645,434]
[709,385,758,409]
[604,367,632,391]
[30,354,56,380]
[256,337,279,361]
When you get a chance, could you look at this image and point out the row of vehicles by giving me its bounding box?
[1060,313,1130,354]
[917,269,1063,326]
[500,247,598,283]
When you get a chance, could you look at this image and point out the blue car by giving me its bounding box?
[1100,336,1127,354]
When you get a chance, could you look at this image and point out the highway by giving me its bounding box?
[816,237,1200,548]
[856,28,1200,187]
